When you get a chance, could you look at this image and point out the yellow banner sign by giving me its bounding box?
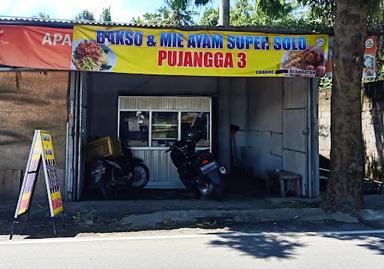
[72,25,329,77]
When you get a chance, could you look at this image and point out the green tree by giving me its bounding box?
[133,0,197,25]
[172,0,231,25]
[325,0,371,213]
[200,7,219,26]
[131,16,146,24]
[230,0,253,26]
[162,0,197,25]
[297,0,384,28]
[75,10,95,21]
[199,0,301,27]
[183,0,211,6]
[159,0,300,26]
[296,0,383,213]
[37,12,50,19]
[131,13,163,25]
[255,0,295,20]
[198,0,296,25]
[100,7,112,22]
[142,13,164,24]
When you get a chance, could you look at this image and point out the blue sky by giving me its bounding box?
[0,0,219,22]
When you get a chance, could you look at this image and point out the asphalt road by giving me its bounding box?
[0,227,383,269]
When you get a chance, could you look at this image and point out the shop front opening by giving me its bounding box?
[69,73,319,201]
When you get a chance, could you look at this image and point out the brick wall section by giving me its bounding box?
[319,84,384,180]
[0,71,68,201]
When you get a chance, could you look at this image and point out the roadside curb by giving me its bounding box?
[119,208,359,229]
[0,200,368,234]
[359,209,384,228]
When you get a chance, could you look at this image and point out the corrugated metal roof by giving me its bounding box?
[0,16,333,34]
[0,16,145,28]
[0,16,382,35]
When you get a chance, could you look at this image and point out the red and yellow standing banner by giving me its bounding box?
[0,25,72,70]
[14,130,63,218]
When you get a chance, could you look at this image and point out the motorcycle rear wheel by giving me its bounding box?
[130,163,150,189]
[213,184,223,201]
[99,182,115,200]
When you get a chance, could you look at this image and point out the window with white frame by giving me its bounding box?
[119,110,210,149]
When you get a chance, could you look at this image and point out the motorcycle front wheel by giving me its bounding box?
[197,181,214,198]
[130,163,150,189]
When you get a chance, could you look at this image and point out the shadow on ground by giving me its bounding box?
[209,232,305,259]
[207,221,384,259]
[323,233,384,256]
[4,207,384,260]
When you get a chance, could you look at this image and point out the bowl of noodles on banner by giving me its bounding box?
[72,40,116,72]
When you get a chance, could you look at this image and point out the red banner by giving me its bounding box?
[0,25,72,70]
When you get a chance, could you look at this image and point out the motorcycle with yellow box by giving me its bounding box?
[87,137,149,199]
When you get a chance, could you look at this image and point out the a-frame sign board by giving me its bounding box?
[10,130,64,239]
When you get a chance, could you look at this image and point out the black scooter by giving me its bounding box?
[167,129,226,199]
[88,142,149,199]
